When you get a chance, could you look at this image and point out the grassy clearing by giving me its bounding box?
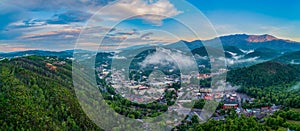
[290,108,300,112]
[287,120,300,125]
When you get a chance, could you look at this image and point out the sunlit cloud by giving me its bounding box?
[20,29,81,40]
[99,0,182,25]
[0,43,36,52]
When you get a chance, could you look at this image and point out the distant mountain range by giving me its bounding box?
[217,34,300,51]
[2,34,299,55]
[0,50,73,58]
[165,34,300,51]
[0,49,95,58]
[1,34,300,68]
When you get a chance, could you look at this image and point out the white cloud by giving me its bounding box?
[111,55,126,59]
[139,47,196,69]
[0,43,36,52]
[240,49,254,54]
[101,0,182,25]
[226,51,237,56]
[194,54,208,60]
[226,51,244,60]
[219,56,260,65]
[4,0,114,12]
[291,82,300,90]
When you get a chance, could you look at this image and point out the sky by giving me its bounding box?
[0,0,300,52]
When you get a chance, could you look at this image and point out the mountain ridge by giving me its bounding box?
[1,34,299,54]
[246,34,279,42]
[164,34,300,51]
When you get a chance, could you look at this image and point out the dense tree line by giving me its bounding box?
[175,109,268,131]
[239,85,300,108]
[265,109,300,130]
[0,56,101,130]
[175,109,300,131]
[227,61,300,88]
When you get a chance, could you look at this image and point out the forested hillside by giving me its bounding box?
[274,51,300,64]
[227,61,300,87]
[227,61,300,108]
[0,56,101,130]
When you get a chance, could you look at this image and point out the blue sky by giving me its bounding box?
[0,0,299,52]
[191,0,300,40]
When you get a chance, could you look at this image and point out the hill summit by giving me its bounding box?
[246,34,278,42]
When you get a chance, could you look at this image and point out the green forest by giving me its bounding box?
[1,56,300,130]
[0,56,101,130]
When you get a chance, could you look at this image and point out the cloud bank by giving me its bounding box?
[139,48,195,69]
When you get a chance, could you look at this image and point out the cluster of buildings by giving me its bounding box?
[212,104,282,122]
[97,63,182,90]
[197,88,235,101]
[96,64,111,79]
[97,65,184,103]
[44,57,67,70]
[52,61,66,65]
[215,92,282,122]
[45,63,57,70]
[197,74,211,79]
[96,62,283,122]
[189,87,283,122]
[238,105,282,121]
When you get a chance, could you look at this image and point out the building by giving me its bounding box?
[138,86,148,90]
[46,63,57,70]
[256,113,267,120]
[53,61,66,65]
[222,104,238,109]
[204,95,213,100]
[178,100,192,103]
[197,74,211,79]
[199,88,212,93]
[214,93,223,99]
[212,116,225,121]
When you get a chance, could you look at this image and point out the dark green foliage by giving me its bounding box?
[0,56,101,130]
[266,110,300,130]
[227,61,300,87]
[239,85,300,108]
[227,61,300,108]
[274,50,300,64]
[176,114,268,131]
[244,48,281,60]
